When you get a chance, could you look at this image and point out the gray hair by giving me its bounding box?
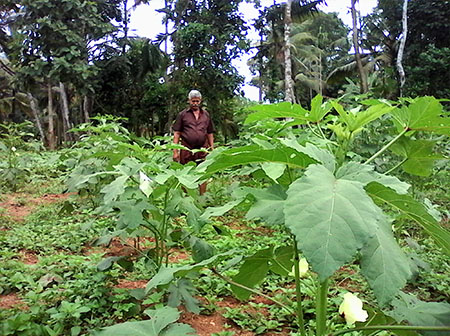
[188,90,202,99]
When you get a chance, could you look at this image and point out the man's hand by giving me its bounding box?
[173,150,180,162]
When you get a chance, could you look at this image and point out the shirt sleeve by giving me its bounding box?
[206,112,215,133]
[172,111,183,132]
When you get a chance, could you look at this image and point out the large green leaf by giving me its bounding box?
[357,307,418,336]
[245,102,309,124]
[284,164,381,280]
[199,199,242,221]
[261,162,286,182]
[163,323,198,336]
[177,196,205,232]
[168,279,200,314]
[100,175,129,204]
[365,182,450,256]
[389,292,450,336]
[390,138,444,177]
[94,306,196,336]
[201,145,317,177]
[336,162,410,194]
[246,184,287,226]
[146,252,234,292]
[360,214,412,306]
[331,101,393,132]
[270,245,294,276]
[391,97,450,135]
[308,94,332,123]
[280,139,336,172]
[231,247,273,301]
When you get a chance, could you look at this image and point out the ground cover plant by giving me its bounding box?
[1,95,449,336]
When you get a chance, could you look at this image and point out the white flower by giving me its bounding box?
[11,146,16,152]
[289,258,309,278]
[339,292,368,325]
[139,171,153,197]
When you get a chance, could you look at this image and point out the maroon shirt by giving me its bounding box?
[172,107,215,149]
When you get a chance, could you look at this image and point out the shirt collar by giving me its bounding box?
[188,107,204,114]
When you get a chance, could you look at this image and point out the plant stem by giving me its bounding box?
[293,239,307,336]
[317,122,333,153]
[384,158,408,175]
[330,325,450,336]
[365,128,408,165]
[316,278,329,336]
[210,268,295,315]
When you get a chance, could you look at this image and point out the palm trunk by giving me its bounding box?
[284,0,295,103]
[27,92,45,144]
[123,0,128,53]
[397,0,408,97]
[351,0,368,93]
[47,82,56,150]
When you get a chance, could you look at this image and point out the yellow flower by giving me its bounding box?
[338,292,368,325]
[289,258,309,277]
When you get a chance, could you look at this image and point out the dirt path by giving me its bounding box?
[0,192,74,223]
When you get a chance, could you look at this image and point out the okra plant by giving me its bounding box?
[195,95,450,335]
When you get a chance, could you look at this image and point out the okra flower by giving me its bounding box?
[289,257,309,277]
[338,292,368,325]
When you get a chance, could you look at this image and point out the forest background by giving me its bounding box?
[1,0,449,147]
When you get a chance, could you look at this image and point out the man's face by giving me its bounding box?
[189,97,201,110]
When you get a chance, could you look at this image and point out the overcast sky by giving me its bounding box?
[128,0,377,100]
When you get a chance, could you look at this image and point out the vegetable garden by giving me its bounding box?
[1,94,449,335]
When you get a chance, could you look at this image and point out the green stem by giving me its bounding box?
[210,268,294,315]
[330,325,450,336]
[293,239,306,336]
[316,122,333,153]
[307,122,321,138]
[365,128,408,165]
[384,158,408,175]
[316,278,329,336]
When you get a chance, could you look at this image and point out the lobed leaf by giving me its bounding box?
[201,145,317,178]
[391,97,450,135]
[390,138,444,177]
[360,213,412,306]
[245,102,309,124]
[389,292,450,335]
[365,182,450,256]
[284,164,380,280]
[231,247,273,300]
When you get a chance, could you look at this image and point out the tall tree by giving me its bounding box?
[396,0,408,96]
[9,0,121,147]
[284,0,295,103]
[250,0,326,102]
[164,0,250,132]
[350,0,368,93]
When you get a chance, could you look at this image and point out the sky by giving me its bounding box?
[128,0,377,101]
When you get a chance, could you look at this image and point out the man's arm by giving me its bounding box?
[173,131,181,161]
[207,133,214,150]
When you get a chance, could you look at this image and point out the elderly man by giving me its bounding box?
[172,90,215,194]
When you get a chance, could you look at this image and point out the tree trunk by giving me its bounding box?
[27,92,45,144]
[59,82,73,142]
[47,82,56,150]
[284,0,295,103]
[397,0,408,97]
[123,0,128,53]
[83,95,91,123]
[351,0,368,93]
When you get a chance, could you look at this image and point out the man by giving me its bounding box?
[172,90,214,194]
